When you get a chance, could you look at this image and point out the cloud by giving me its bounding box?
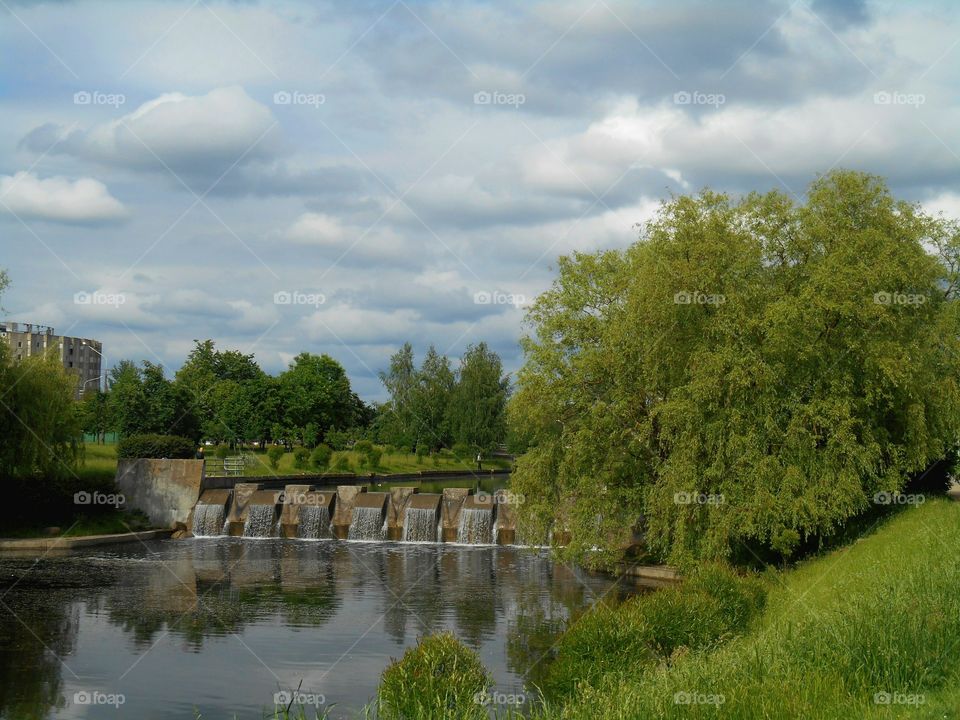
[284,212,346,244]
[0,171,127,224]
[20,86,278,180]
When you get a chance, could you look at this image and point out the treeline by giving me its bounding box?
[81,339,509,452]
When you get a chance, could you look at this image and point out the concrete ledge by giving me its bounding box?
[0,529,173,552]
[116,458,205,527]
[617,563,682,586]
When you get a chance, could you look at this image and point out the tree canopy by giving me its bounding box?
[509,170,960,565]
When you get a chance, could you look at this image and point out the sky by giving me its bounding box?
[2,0,960,401]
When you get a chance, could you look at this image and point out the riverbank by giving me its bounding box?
[531,498,960,719]
[0,529,172,552]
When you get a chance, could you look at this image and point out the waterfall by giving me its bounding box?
[298,505,332,539]
[457,508,494,544]
[348,507,385,541]
[403,507,438,542]
[192,503,226,537]
[243,505,277,537]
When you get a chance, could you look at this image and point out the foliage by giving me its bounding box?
[378,632,491,720]
[310,444,332,470]
[448,342,509,451]
[367,448,383,469]
[331,453,351,472]
[108,360,199,441]
[541,564,766,702]
[116,434,195,460]
[509,171,960,565]
[323,429,352,450]
[267,445,285,470]
[292,446,310,469]
[214,444,231,459]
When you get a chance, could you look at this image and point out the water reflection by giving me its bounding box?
[0,539,631,719]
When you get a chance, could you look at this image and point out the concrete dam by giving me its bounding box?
[190,483,524,545]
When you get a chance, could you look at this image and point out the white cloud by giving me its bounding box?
[0,171,127,224]
[284,212,346,244]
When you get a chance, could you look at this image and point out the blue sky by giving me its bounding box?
[2,0,959,400]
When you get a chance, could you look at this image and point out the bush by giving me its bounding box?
[311,444,333,470]
[378,632,490,720]
[293,446,310,470]
[368,449,383,469]
[214,444,230,459]
[117,434,195,460]
[267,445,285,470]
[451,442,472,461]
[541,564,766,701]
[353,439,374,456]
[332,453,351,472]
[324,429,351,451]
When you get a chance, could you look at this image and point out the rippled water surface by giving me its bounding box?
[0,538,632,719]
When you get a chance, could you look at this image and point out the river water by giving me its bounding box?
[0,537,631,719]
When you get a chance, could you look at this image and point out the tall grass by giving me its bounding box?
[531,499,960,719]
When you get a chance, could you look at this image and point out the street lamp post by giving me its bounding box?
[80,340,104,393]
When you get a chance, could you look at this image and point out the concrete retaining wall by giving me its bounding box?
[115,459,205,528]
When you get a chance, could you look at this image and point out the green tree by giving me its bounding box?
[378,342,418,448]
[448,342,509,451]
[279,352,356,442]
[509,171,960,566]
[413,346,455,449]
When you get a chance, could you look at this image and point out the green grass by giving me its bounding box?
[1,509,153,538]
[83,442,511,478]
[530,498,960,719]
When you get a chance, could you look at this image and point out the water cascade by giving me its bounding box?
[403,507,439,542]
[298,505,332,539]
[457,507,494,544]
[243,504,278,537]
[192,503,226,537]
[348,506,386,540]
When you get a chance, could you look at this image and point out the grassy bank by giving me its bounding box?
[84,442,511,478]
[532,498,960,719]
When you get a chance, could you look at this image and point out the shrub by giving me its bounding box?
[293,446,310,470]
[541,564,767,701]
[451,442,472,461]
[267,445,285,470]
[324,430,351,451]
[332,453,351,472]
[368,449,383,469]
[378,632,490,720]
[117,434,195,460]
[416,443,428,462]
[214,444,230,459]
[353,439,374,456]
[311,444,333,470]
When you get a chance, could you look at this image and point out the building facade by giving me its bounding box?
[0,322,103,398]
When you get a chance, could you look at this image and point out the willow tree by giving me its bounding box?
[509,171,960,565]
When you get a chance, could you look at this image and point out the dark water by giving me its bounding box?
[0,538,631,719]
